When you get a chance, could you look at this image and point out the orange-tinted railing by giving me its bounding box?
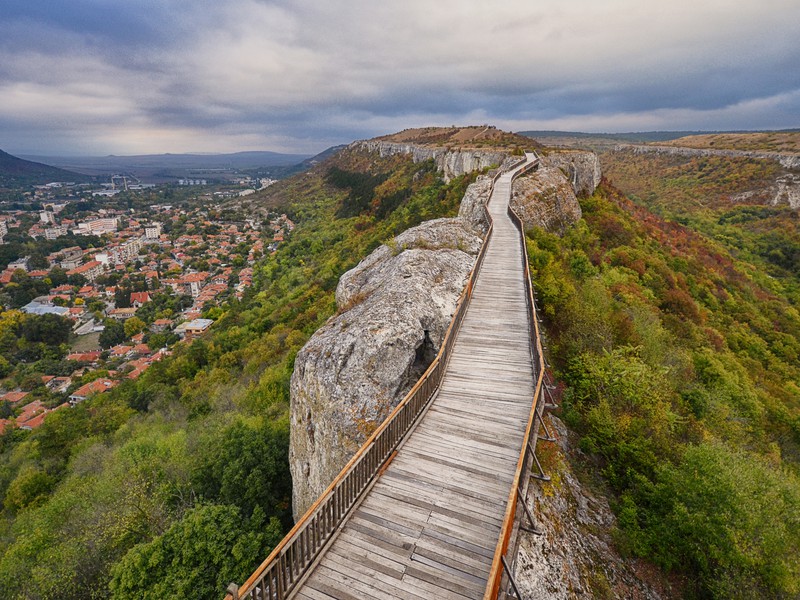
[483,152,547,600]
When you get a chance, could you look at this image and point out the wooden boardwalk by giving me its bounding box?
[292,159,537,600]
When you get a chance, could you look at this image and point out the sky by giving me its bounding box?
[1,0,799,156]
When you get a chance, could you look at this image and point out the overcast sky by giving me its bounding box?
[2,0,799,156]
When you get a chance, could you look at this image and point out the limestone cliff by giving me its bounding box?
[289,179,490,517]
[354,140,509,182]
[620,144,800,209]
[540,150,603,197]
[289,144,601,517]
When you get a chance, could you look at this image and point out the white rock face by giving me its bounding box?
[540,151,603,197]
[289,183,489,518]
[511,166,584,235]
[355,140,509,182]
[768,174,800,209]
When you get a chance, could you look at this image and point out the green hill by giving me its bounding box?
[0,149,92,186]
[1,132,799,599]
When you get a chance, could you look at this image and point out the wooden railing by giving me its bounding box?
[483,153,547,600]
[225,167,505,600]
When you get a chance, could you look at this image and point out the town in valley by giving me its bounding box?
[0,173,293,434]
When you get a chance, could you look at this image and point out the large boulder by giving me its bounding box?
[511,166,583,235]
[289,184,489,518]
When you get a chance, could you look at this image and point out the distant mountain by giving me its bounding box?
[19,150,313,179]
[241,145,348,180]
[0,149,91,187]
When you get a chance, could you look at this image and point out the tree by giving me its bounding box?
[124,317,146,338]
[100,319,126,348]
[109,504,283,600]
[48,266,68,287]
[4,468,55,512]
[21,313,72,346]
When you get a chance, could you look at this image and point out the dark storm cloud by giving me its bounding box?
[1,0,798,154]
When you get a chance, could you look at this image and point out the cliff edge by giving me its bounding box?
[289,142,600,517]
[289,175,492,517]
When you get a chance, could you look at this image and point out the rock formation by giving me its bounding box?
[289,181,489,517]
[540,150,603,197]
[355,140,509,182]
[511,166,584,235]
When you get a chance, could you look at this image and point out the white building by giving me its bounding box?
[144,223,162,240]
[44,224,68,240]
[75,217,119,235]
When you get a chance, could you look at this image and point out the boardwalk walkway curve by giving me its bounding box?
[227,152,547,600]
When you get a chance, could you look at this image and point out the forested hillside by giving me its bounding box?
[0,149,91,186]
[531,155,800,597]
[0,146,479,599]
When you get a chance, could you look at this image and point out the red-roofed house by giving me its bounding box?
[0,419,11,435]
[110,344,134,357]
[16,400,46,429]
[130,291,151,307]
[67,351,102,363]
[45,377,71,393]
[69,379,118,405]
[180,272,209,297]
[132,344,152,356]
[151,318,173,332]
[1,391,29,405]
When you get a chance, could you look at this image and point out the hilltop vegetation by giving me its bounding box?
[378,125,538,150]
[658,131,800,154]
[601,149,800,290]
[530,177,800,598]
[0,146,480,599]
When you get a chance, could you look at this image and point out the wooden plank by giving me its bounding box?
[293,586,339,600]
[319,557,427,600]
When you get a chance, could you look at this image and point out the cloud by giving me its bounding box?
[1,0,798,154]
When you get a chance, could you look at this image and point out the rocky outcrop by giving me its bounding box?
[457,175,494,235]
[355,140,509,182]
[289,181,490,518]
[619,142,800,168]
[540,150,603,196]
[729,173,800,209]
[619,144,800,209]
[511,166,585,235]
[515,415,675,599]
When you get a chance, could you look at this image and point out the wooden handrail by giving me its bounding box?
[226,163,507,600]
[483,153,547,600]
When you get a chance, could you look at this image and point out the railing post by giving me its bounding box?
[225,583,239,600]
